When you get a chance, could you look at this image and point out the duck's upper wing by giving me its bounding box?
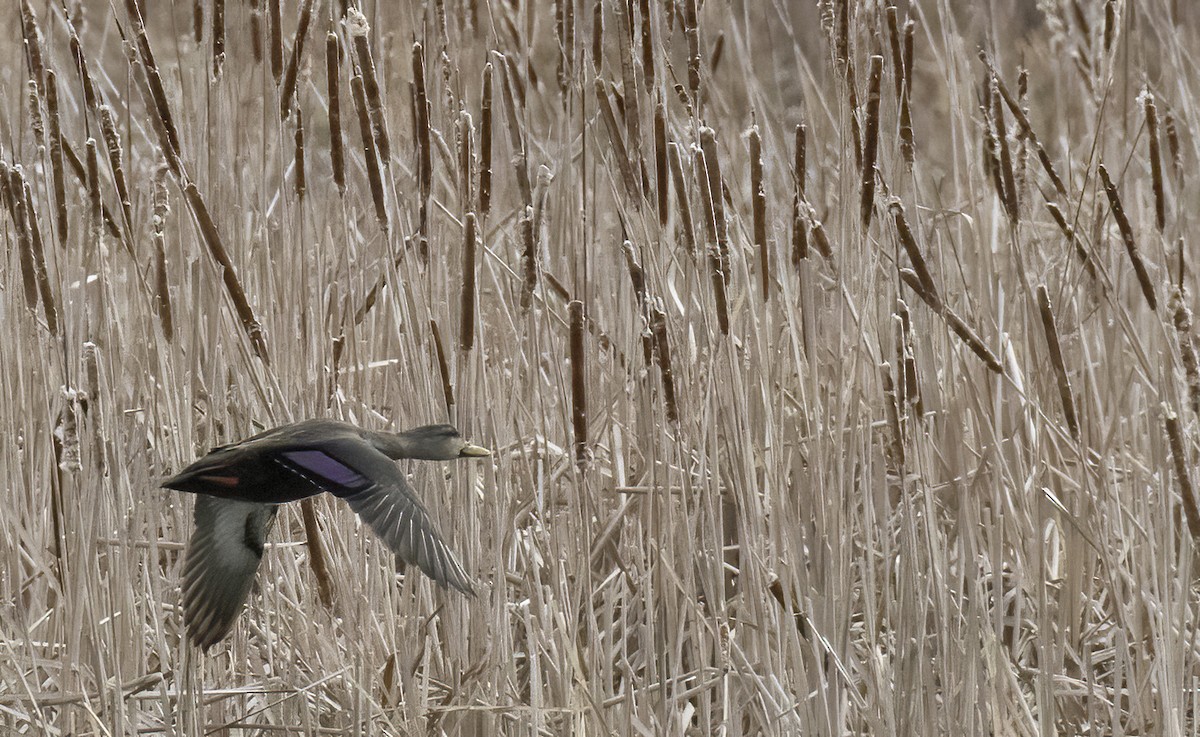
[182,496,277,650]
[276,438,475,595]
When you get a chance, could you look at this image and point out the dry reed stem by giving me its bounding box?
[1170,289,1200,418]
[569,301,589,467]
[152,163,173,341]
[654,97,668,226]
[479,62,494,219]
[280,0,316,119]
[667,142,696,254]
[1142,90,1165,233]
[1097,163,1156,311]
[326,32,345,195]
[899,269,1003,374]
[350,73,388,231]
[460,212,477,351]
[299,499,334,609]
[749,125,768,300]
[348,9,390,166]
[860,56,883,229]
[45,70,67,244]
[1163,407,1200,543]
[1036,286,1079,439]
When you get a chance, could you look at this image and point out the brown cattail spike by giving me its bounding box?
[861,56,884,229]
[1098,163,1156,311]
[749,125,769,300]
[569,301,589,467]
[1037,286,1079,439]
[326,32,345,196]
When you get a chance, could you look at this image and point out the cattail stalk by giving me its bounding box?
[348,9,390,166]
[1142,91,1165,233]
[326,32,345,195]
[749,125,768,300]
[479,62,494,219]
[668,143,696,254]
[350,73,388,230]
[5,164,39,311]
[880,362,906,472]
[46,70,67,246]
[431,320,455,415]
[885,5,905,101]
[699,128,729,280]
[212,0,226,77]
[861,56,883,229]
[1098,163,1156,311]
[569,301,589,467]
[125,0,182,162]
[899,269,1002,374]
[152,163,173,341]
[792,124,808,265]
[19,0,46,91]
[294,106,306,199]
[981,54,1067,199]
[1045,201,1099,283]
[591,0,603,69]
[1037,286,1079,438]
[889,201,937,296]
[990,78,1019,222]
[413,42,432,207]
[98,105,133,231]
[654,97,668,226]
[249,0,263,62]
[1163,407,1200,543]
[684,0,701,97]
[458,111,475,212]
[899,20,915,164]
[1170,290,1200,418]
[639,0,654,88]
[519,206,537,313]
[280,0,316,119]
[594,79,641,204]
[269,0,283,82]
[651,306,679,425]
[300,500,334,608]
[497,55,532,203]
[461,212,478,351]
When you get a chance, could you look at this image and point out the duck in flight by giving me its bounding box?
[162,419,491,650]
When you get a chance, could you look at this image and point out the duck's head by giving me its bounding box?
[392,424,492,460]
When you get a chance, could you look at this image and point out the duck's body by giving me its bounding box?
[164,419,490,650]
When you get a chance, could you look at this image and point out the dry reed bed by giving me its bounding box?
[1,0,1200,734]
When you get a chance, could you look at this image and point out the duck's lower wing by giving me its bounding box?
[182,496,277,650]
[303,439,475,596]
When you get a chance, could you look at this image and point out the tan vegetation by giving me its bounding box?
[2,0,1200,733]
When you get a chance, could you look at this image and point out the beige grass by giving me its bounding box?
[2,0,1200,734]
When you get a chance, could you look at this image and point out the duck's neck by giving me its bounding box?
[367,430,417,459]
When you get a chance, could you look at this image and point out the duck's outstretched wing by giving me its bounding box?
[181,496,277,650]
[277,439,475,595]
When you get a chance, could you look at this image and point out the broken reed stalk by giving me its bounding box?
[1097,163,1157,311]
[350,73,388,230]
[594,79,642,205]
[294,106,306,199]
[299,500,334,608]
[981,54,1067,198]
[45,70,67,245]
[98,105,133,231]
[519,206,537,314]
[748,125,768,300]
[889,200,937,296]
[348,9,391,166]
[326,32,345,195]
[569,301,589,467]
[651,306,679,425]
[269,0,282,82]
[152,163,173,341]
[899,269,1003,374]
[860,56,883,230]
[1036,286,1079,439]
[654,97,668,227]
[792,124,808,265]
[460,212,477,351]
[667,142,697,254]
[212,0,225,77]
[990,77,1019,222]
[1163,407,1200,543]
[1170,289,1200,418]
[1045,201,1100,283]
[430,320,455,415]
[479,63,494,219]
[699,128,730,281]
[280,0,316,119]
[1142,90,1165,233]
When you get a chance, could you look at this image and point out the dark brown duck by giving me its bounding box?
[163,419,490,650]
